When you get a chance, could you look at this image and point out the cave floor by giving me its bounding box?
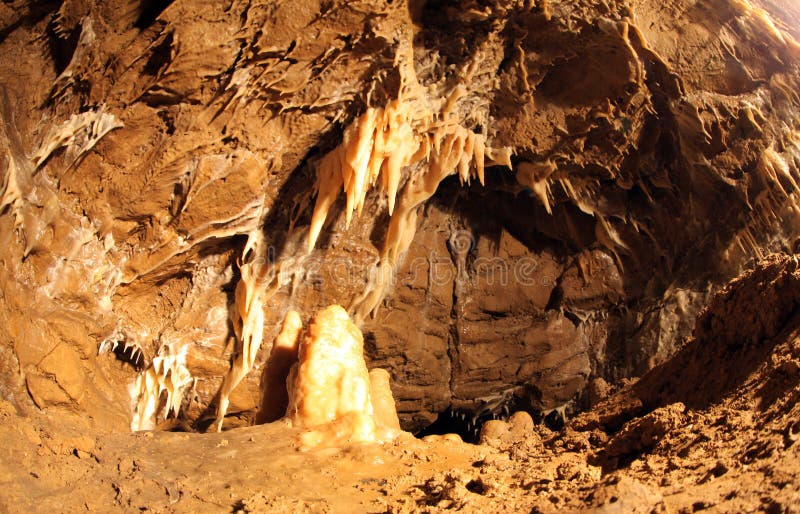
[1,379,798,514]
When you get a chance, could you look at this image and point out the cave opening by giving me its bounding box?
[413,404,567,444]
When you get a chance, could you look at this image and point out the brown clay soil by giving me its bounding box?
[2,253,800,513]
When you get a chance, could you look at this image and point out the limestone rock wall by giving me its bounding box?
[1,0,799,431]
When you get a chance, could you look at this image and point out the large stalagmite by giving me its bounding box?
[286,305,377,447]
[256,305,402,448]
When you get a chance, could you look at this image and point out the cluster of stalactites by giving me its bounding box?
[306,91,497,255]
[129,229,283,433]
[130,343,194,431]
[214,228,279,431]
[306,83,512,322]
[515,159,637,272]
[308,101,416,253]
[308,89,512,251]
[732,130,800,259]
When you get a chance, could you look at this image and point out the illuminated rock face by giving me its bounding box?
[256,310,303,425]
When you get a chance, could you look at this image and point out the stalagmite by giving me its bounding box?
[369,368,402,441]
[285,305,376,448]
[271,305,403,449]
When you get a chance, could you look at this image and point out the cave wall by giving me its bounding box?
[1,0,799,431]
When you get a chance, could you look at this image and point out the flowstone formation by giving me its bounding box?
[1,0,800,440]
[284,305,402,448]
[219,304,405,448]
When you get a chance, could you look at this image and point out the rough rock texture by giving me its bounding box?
[1,0,800,435]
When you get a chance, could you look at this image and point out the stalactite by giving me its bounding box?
[130,342,194,431]
[0,91,33,231]
[723,130,800,265]
[516,160,556,214]
[0,152,26,230]
[214,228,279,431]
[31,107,123,171]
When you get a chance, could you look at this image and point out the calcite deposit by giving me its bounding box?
[249,305,404,448]
[256,310,303,425]
[284,305,401,448]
